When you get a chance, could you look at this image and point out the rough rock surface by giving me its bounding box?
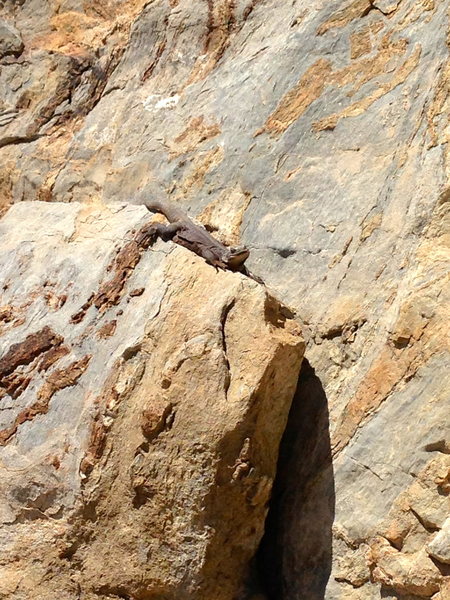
[0,201,304,600]
[0,1,449,599]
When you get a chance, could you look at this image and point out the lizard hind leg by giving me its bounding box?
[156,221,183,242]
[136,221,182,248]
[135,223,158,248]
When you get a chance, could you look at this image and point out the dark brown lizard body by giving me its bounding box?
[137,199,250,271]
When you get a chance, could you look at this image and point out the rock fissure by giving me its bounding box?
[348,455,384,481]
[219,298,235,395]
[256,359,335,600]
[0,133,45,149]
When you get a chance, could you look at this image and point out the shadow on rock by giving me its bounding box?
[256,358,336,600]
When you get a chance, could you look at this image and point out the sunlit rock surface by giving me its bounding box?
[0,0,449,598]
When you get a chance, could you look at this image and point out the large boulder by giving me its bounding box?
[0,201,304,600]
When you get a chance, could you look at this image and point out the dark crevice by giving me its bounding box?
[95,586,131,599]
[363,1,391,18]
[255,358,335,600]
[132,482,154,509]
[429,557,450,577]
[220,299,236,368]
[0,133,44,149]
[380,586,422,599]
[409,508,440,533]
[219,299,235,395]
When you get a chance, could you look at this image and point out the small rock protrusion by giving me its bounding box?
[0,20,24,59]
[427,518,450,565]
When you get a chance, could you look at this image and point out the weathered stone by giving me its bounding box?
[0,19,24,59]
[372,0,402,15]
[0,1,449,599]
[432,579,450,600]
[334,542,371,587]
[0,201,304,600]
[369,538,443,597]
[427,518,450,565]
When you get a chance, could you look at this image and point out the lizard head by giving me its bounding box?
[225,245,250,269]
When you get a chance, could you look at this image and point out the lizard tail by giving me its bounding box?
[141,199,165,214]
[139,198,187,223]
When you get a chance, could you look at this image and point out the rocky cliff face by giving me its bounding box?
[0,1,449,599]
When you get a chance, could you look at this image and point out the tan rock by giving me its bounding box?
[334,543,371,587]
[432,579,450,600]
[427,518,450,565]
[369,537,442,597]
[0,202,304,600]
